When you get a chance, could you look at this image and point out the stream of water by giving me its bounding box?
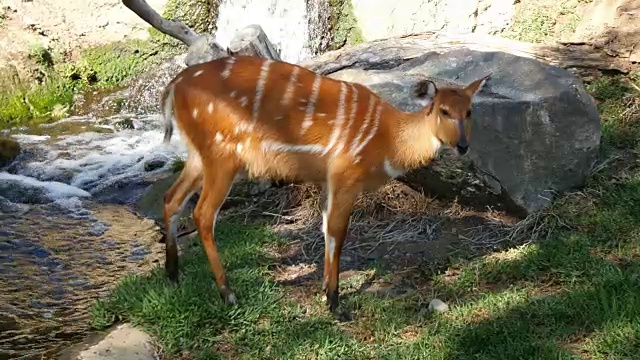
[0,114,189,359]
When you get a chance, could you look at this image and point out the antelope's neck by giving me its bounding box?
[391,108,441,171]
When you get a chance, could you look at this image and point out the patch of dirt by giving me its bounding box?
[570,0,640,62]
[0,0,167,81]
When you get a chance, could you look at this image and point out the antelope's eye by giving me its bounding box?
[440,108,450,117]
[466,110,471,118]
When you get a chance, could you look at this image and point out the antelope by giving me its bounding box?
[159,55,489,319]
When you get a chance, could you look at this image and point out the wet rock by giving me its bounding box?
[300,39,601,215]
[0,313,19,332]
[114,118,135,131]
[0,180,52,204]
[120,54,188,115]
[134,173,181,225]
[143,159,166,172]
[0,137,21,167]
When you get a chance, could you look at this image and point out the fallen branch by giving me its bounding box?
[122,0,200,46]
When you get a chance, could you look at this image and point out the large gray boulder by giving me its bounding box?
[300,38,601,216]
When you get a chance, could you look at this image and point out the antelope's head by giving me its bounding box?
[415,75,490,156]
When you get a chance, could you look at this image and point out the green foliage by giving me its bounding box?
[0,74,75,127]
[506,1,585,44]
[328,0,365,50]
[587,74,640,150]
[149,0,221,48]
[0,40,171,129]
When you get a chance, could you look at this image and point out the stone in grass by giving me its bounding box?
[428,298,450,313]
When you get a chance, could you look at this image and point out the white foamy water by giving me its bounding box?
[214,0,312,63]
[2,114,187,208]
[0,172,91,199]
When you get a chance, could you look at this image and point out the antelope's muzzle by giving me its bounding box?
[456,119,468,155]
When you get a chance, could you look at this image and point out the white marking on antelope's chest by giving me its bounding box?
[207,102,214,114]
[431,136,442,154]
[383,158,405,179]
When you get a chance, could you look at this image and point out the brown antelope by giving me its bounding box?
[159,55,489,319]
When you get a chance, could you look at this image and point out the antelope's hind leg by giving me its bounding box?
[163,155,203,283]
[193,159,239,305]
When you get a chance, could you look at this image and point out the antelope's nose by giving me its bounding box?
[456,144,469,155]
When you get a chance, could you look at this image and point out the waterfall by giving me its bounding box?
[214,0,313,64]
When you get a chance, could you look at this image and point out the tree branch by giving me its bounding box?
[122,0,200,46]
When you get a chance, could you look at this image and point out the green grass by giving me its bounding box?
[505,0,586,44]
[91,74,640,359]
[0,39,174,129]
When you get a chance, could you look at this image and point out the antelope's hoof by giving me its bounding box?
[165,266,179,285]
[220,286,238,306]
[331,306,352,322]
[327,290,351,319]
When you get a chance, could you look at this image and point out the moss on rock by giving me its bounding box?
[328,0,364,50]
[0,39,172,129]
[149,0,222,47]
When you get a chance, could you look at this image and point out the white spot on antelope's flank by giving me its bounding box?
[207,102,214,114]
[240,96,248,107]
[236,143,244,153]
[281,66,300,106]
[301,74,322,134]
[193,69,204,77]
[230,91,237,98]
[262,140,325,154]
[215,132,223,143]
[192,108,199,119]
[222,57,235,79]
[253,59,272,122]
[383,158,404,178]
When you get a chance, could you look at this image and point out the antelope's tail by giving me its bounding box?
[161,84,176,144]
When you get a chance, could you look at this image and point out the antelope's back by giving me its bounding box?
[168,55,392,182]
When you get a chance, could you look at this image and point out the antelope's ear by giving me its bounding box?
[415,79,437,99]
[465,73,491,95]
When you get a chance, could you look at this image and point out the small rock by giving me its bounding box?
[144,159,166,172]
[77,323,156,360]
[185,34,227,66]
[0,137,20,167]
[428,298,449,313]
[114,118,135,130]
[0,313,19,332]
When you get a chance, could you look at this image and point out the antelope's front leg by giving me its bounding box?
[322,175,360,321]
